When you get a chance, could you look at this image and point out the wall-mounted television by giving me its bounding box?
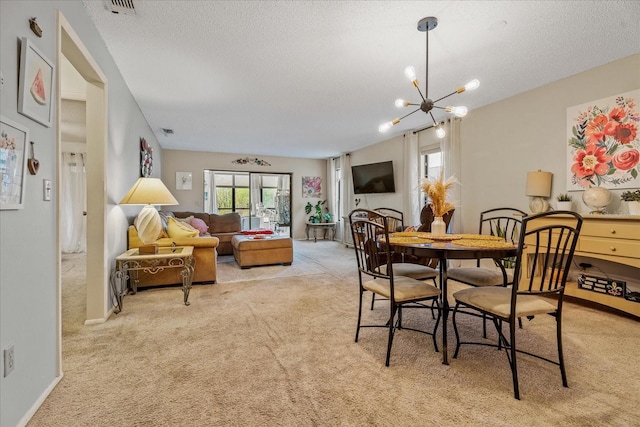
[351,161,396,194]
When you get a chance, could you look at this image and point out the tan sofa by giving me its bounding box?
[128,226,219,287]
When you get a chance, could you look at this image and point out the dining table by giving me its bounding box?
[388,232,518,365]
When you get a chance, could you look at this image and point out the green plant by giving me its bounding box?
[557,193,572,202]
[621,189,640,201]
[305,200,329,223]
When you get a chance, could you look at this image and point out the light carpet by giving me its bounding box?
[30,240,640,426]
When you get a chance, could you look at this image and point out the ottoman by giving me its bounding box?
[231,235,293,268]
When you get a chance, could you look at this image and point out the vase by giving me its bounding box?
[627,201,640,216]
[556,201,572,211]
[582,187,612,214]
[431,216,446,236]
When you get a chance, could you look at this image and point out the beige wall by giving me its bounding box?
[161,149,327,239]
[459,53,640,232]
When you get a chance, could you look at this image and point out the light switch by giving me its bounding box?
[43,179,51,201]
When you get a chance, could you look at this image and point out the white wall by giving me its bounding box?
[346,134,405,213]
[1,2,161,425]
[161,149,326,239]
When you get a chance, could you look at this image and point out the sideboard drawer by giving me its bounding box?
[581,220,640,240]
[579,236,640,259]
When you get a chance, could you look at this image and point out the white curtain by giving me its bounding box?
[327,158,337,221]
[440,118,463,233]
[340,153,352,244]
[403,132,421,227]
[61,152,87,253]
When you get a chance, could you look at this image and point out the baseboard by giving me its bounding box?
[17,373,63,427]
[84,305,116,325]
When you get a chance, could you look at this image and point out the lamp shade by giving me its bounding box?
[525,171,552,197]
[120,178,178,244]
[119,177,179,205]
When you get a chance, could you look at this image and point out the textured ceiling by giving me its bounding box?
[82,1,640,159]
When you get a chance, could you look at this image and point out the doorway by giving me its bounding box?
[56,11,109,377]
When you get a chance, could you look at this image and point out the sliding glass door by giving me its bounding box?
[203,170,291,236]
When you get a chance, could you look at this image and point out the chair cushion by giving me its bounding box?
[453,287,557,319]
[448,267,513,287]
[381,263,438,280]
[363,276,440,303]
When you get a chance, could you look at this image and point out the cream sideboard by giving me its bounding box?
[524,214,640,317]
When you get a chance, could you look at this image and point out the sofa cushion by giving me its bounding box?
[209,212,242,233]
[190,217,209,235]
[167,217,199,238]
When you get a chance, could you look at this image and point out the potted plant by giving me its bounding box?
[621,189,640,215]
[556,193,572,211]
[305,200,330,223]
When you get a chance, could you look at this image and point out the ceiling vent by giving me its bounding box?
[105,0,136,15]
[161,128,174,136]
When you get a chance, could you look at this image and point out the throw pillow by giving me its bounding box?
[158,211,175,238]
[167,216,199,238]
[190,218,209,235]
[176,215,194,224]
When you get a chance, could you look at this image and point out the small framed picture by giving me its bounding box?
[176,172,192,190]
[0,116,30,210]
[18,37,55,127]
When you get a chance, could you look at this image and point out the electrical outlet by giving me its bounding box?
[4,345,14,377]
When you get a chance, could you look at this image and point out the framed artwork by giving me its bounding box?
[567,90,639,190]
[0,116,29,210]
[18,37,54,127]
[302,176,322,198]
[176,172,192,190]
[140,137,153,177]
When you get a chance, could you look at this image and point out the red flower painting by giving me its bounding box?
[568,91,640,189]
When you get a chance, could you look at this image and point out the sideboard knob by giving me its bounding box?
[610,229,616,234]
[610,246,617,252]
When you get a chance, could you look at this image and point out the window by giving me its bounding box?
[421,145,442,204]
[214,172,250,216]
[260,175,279,209]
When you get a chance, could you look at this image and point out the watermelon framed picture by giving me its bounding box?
[18,37,54,128]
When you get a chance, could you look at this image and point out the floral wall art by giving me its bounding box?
[302,176,322,198]
[567,90,639,190]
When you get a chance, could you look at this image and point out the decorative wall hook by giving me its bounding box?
[28,141,40,175]
[29,18,43,38]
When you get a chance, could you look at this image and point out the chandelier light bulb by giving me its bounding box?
[378,118,400,133]
[395,99,409,108]
[404,66,417,84]
[435,126,446,139]
[446,106,468,117]
[465,79,480,91]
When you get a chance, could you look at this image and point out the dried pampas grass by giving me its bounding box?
[421,171,457,217]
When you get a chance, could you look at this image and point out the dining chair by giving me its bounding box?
[372,207,405,233]
[447,207,527,336]
[358,209,440,313]
[349,210,442,366]
[451,211,583,399]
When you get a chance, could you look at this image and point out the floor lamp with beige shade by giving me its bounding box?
[119,177,178,245]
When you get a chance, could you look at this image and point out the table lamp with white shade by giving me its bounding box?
[119,177,178,244]
[526,170,552,213]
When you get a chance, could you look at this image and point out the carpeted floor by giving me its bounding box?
[29,240,640,426]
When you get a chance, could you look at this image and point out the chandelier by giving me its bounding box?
[378,17,479,138]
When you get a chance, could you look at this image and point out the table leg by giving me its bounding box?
[181,256,196,306]
[110,268,126,314]
[439,258,449,365]
[306,224,310,240]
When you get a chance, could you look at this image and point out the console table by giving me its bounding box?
[524,214,639,317]
[305,222,337,242]
[110,246,195,313]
